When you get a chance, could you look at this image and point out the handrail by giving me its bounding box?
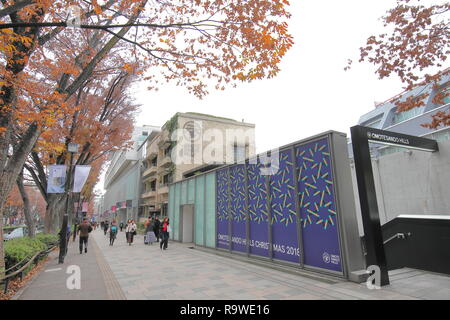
[0,245,56,294]
[4,256,30,274]
[2,251,41,280]
[383,232,411,245]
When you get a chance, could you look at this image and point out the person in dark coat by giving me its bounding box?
[144,217,156,245]
[153,216,161,242]
[78,219,93,254]
[109,220,118,246]
[103,221,109,236]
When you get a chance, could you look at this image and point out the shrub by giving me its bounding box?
[35,233,59,248]
[4,237,46,270]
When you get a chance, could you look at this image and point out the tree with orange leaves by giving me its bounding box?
[347,0,449,128]
[0,0,293,277]
[25,71,138,233]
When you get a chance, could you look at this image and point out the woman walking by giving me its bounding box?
[109,220,118,246]
[144,217,156,245]
[125,219,137,246]
[160,218,170,251]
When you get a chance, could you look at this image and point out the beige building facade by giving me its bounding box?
[141,112,255,217]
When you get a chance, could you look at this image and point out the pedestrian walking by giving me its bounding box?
[109,220,118,246]
[77,219,93,254]
[104,220,109,236]
[66,224,71,255]
[160,217,170,251]
[72,222,78,242]
[153,216,161,243]
[119,221,124,232]
[144,217,156,245]
[125,219,137,246]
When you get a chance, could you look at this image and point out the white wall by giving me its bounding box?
[350,139,450,235]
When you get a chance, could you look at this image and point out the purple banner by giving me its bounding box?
[248,162,269,257]
[296,138,342,272]
[270,149,300,263]
[230,165,246,253]
[215,136,343,275]
[216,168,229,249]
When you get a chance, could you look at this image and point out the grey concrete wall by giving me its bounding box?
[350,139,450,236]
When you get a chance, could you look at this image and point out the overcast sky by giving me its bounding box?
[132,0,405,154]
[97,0,411,194]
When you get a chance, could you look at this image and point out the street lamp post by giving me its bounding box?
[58,142,78,264]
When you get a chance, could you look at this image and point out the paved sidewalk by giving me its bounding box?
[93,230,450,300]
[15,232,125,300]
[14,228,450,300]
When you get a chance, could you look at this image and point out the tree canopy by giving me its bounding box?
[348,0,449,128]
[0,0,293,274]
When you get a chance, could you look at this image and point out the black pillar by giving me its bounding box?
[350,126,389,286]
[59,152,74,264]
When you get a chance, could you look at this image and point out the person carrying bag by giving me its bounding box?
[125,219,137,246]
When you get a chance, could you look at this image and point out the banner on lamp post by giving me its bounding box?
[73,165,91,193]
[47,165,67,193]
[82,202,88,212]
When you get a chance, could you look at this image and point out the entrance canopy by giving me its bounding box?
[350,125,439,286]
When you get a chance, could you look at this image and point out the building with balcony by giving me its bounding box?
[141,112,256,217]
[103,125,160,223]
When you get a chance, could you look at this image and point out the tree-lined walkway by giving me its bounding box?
[14,231,125,300]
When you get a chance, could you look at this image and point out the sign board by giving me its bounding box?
[73,165,91,193]
[47,165,67,193]
[364,126,438,152]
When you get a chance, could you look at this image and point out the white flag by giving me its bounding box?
[47,165,67,193]
[73,165,91,193]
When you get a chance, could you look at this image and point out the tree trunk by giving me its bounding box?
[17,170,35,237]
[0,202,5,278]
[44,194,66,234]
[0,124,41,277]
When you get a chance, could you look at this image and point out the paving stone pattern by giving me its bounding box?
[92,230,450,300]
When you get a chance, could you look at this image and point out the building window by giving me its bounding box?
[440,85,450,105]
[162,173,172,185]
[233,144,246,163]
[151,156,157,167]
[163,145,171,157]
[142,131,148,136]
[161,203,168,217]
[431,129,450,142]
[150,180,156,191]
[362,114,383,129]
[392,106,424,125]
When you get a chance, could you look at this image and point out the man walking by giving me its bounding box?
[103,220,109,236]
[77,219,92,254]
